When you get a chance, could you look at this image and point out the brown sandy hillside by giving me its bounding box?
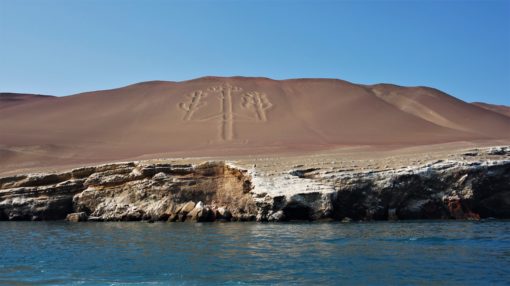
[0,93,54,109]
[370,84,510,136]
[472,102,510,118]
[1,76,509,172]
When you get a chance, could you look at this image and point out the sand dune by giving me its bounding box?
[370,84,510,137]
[472,102,510,118]
[1,76,509,172]
[0,93,54,109]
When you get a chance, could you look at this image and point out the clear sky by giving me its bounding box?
[1,0,509,105]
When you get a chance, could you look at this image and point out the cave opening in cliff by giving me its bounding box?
[282,202,313,221]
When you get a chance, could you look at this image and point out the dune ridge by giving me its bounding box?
[472,102,510,118]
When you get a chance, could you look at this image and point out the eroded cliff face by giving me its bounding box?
[0,162,255,222]
[74,162,256,222]
[0,147,509,222]
[251,162,510,221]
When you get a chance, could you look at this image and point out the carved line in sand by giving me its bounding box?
[179,83,273,141]
[179,90,207,121]
[241,91,273,122]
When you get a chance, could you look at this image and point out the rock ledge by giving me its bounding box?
[1,147,509,222]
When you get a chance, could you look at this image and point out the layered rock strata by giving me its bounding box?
[0,147,509,222]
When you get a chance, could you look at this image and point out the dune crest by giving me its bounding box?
[472,102,510,118]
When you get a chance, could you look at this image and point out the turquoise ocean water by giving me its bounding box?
[0,221,509,285]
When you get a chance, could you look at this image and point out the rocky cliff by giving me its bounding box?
[1,147,509,222]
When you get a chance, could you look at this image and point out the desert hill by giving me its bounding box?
[0,93,54,109]
[1,76,509,172]
[370,84,510,136]
[472,102,510,118]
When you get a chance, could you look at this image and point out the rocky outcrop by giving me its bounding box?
[0,162,255,221]
[66,212,88,222]
[252,159,510,221]
[0,147,509,222]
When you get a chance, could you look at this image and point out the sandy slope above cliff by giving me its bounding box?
[1,76,510,172]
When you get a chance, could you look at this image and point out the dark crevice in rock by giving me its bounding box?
[289,168,320,179]
[282,202,313,221]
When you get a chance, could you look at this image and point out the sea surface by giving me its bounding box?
[0,221,509,285]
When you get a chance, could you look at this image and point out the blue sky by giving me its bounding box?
[0,0,509,105]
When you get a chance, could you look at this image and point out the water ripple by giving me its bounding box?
[0,221,509,285]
